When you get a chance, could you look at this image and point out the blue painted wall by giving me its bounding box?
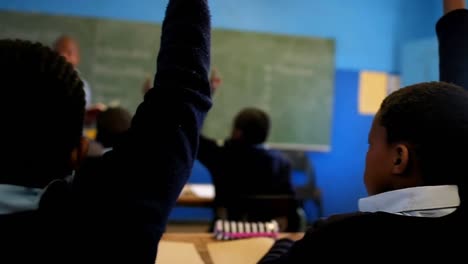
[0,0,441,72]
[401,37,439,86]
[0,0,446,219]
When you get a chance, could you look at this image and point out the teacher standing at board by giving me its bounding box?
[54,35,93,108]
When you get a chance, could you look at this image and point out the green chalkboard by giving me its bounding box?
[209,30,335,150]
[0,10,335,150]
[0,11,159,113]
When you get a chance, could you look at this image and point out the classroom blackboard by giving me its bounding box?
[0,10,335,151]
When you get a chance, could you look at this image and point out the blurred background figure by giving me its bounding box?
[87,106,132,157]
[210,68,222,93]
[54,35,93,108]
[142,76,153,95]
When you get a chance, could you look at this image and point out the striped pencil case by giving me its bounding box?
[213,219,280,240]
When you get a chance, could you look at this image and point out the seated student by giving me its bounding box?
[259,1,468,262]
[87,106,132,156]
[0,0,211,263]
[198,107,295,220]
[260,85,468,262]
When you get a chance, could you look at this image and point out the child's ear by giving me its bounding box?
[70,137,89,170]
[392,144,409,174]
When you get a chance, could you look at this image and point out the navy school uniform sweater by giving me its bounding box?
[0,0,211,263]
[198,136,295,207]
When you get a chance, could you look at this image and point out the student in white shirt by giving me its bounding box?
[259,1,468,262]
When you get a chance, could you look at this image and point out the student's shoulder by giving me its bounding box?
[311,211,371,229]
[306,211,393,238]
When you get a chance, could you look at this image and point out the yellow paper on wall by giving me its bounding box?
[358,71,388,115]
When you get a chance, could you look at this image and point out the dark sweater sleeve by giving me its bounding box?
[258,221,327,264]
[257,239,295,263]
[73,0,211,263]
[437,9,468,88]
[258,229,326,264]
[258,212,367,263]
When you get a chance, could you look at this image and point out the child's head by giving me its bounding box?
[231,108,270,145]
[96,107,132,148]
[53,35,81,68]
[0,39,86,188]
[364,82,468,198]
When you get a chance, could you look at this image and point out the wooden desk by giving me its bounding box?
[177,194,214,207]
[162,232,304,264]
[177,184,215,207]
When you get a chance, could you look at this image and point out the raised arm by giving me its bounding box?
[74,0,211,262]
[116,0,211,230]
[437,0,468,88]
[444,0,466,13]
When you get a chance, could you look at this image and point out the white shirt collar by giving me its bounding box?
[358,185,460,217]
[0,184,43,214]
[102,147,113,154]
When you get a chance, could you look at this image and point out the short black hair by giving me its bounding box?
[96,106,132,148]
[379,82,468,198]
[233,108,270,145]
[0,39,85,187]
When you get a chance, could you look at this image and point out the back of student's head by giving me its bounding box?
[378,82,468,202]
[0,39,85,188]
[96,107,132,148]
[232,108,270,145]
